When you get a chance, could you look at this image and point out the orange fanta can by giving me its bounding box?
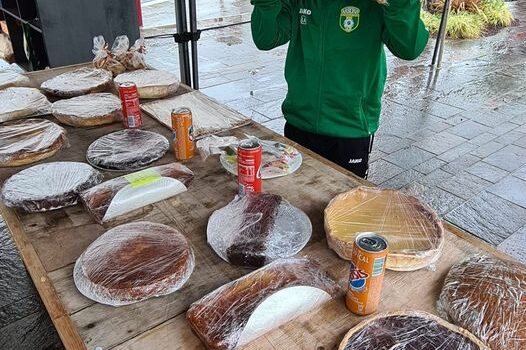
[171,107,195,160]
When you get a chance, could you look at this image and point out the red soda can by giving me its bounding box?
[118,82,142,129]
[171,107,195,160]
[237,139,262,195]
[347,232,388,316]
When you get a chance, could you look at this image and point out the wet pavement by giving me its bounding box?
[1,0,526,348]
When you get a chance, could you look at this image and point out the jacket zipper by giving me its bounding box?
[315,4,328,133]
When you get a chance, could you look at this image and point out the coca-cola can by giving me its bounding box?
[237,139,262,196]
[118,82,142,129]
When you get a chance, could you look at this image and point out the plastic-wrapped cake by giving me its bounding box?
[0,119,68,167]
[0,87,52,123]
[74,221,195,306]
[338,311,489,350]
[114,69,179,99]
[52,93,122,127]
[207,193,312,268]
[325,187,444,271]
[1,161,103,212]
[86,129,169,171]
[40,68,113,98]
[0,70,30,90]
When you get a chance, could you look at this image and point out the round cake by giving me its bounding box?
[1,161,103,212]
[324,186,444,271]
[0,70,30,90]
[52,93,123,127]
[114,69,180,99]
[40,68,113,98]
[0,87,51,123]
[86,129,169,171]
[0,119,67,167]
[338,311,489,350]
[73,221,195,306]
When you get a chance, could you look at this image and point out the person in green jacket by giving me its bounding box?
[251,0,429,178]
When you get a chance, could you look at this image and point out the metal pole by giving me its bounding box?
[189,0,199,90]
[431,0,451,68]
[175,0,191,85]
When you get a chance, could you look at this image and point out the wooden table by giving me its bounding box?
[0,66,513,350]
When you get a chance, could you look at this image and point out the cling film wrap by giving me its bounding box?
[437,255,526,350]
[207,193,312,268]
[0,87,51,123]
[196,135,239,160]
[0,118,68,167]
[122,38,146,70]
[80,163,194,223]
[74,221,195,306]
[92,35,126,76]
[86,129,169,171]
[324,186,445,272]
[0,70,30,90]
[1,161,103,212]
[40,68,113,98]
[338,310,490,350]
[114,69,179,99]
[187,258,341,350]
[51,93,123,127]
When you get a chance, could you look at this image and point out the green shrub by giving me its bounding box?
[481,0,514,27]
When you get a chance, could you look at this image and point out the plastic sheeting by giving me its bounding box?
[338,311,489,350]
[0,87,51,123]
[438,255,526,350]
[40,68,113,98]
[141,91,250,138]
[0,70,30,90]
[324,186,444,271]
[52,93,122,127]
[114,69,179,99]
[187,258,340,350]
[0,118,68,167]
[1,161,103,212]
[92,35,146,76]
[74,221,195,306]
[86,129,169,171]
[207,193,312,268]
[80,163,194,223]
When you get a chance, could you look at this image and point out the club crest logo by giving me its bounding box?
[340,6,360,33]
[349,262,369,291]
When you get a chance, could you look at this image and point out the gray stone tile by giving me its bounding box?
[368,160,404,185]
[370,149,387,163]
[419,168,454,187]
[513,135,526,148]
[488,175,526,208]
[414,131,467,155]
[469,141,506,158]
[262,117,286,136]
[446,191,526,245]
[414,99,464,119]
[440,154,481,174]
[460,108,512,127]
[380,170,423,190]
[383,146,435,169]
[514,165,526,181]
[374,134,412,154]
[251,99,283,120]
[437,172,492,200]
[445,114,469,126]
[493,102,526,119]
[510,114,526,125]
[0,296,42,329]
[498,227,526,265]
[406,128,437,142]
[483,145,526,171]
[437,142,478,163]
[413,157,447,175]
[469,132,498,146]
[466,161,509,183]
[493,130,525,145]
[402,182,465,216]
[488,121,518,136]
[448,120,491,139]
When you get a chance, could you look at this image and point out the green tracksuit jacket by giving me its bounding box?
[251,0,429,138]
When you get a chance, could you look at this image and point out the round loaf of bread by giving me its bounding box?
[0,87,51,123]
[0,70,30,90]
[0,118,67,167]
[52,93,122,127]
[114,69,180,99]
[40,68,113,98]
[74,221,195,306]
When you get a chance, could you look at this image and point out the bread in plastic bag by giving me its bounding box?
[114,69,179,99]
[187,258,340,350]
[1,161,103,212]
[437,255,526,350]
[338,310,489,350]
[207,193,312,268]
[324,186,444,271]
[52,93,122,127]
[0,87,52,123]
[86,129,169,171]
[0,70,30,90]
[0,118,68,167]
[92,35,126,76]
[80,163,194,224]
[74,221,195,306]
[40,68,113,98]
[123,38,146,70]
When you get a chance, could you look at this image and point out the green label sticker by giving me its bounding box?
[124,168,162,188]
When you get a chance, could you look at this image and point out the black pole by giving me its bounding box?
[189,0,199,90]
[175,0,191,85]
[431,0,451,68]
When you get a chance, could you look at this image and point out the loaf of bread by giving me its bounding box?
[40,68,113,98]
[339,311,489,350]
[0,118,67,167]
[187,258,340,350]
[207,193,312,268]
[80,163,194,223]
[0,87,51,123]
[0,70,30,90]
[114,69,179,99]
[438,255,526,350]
[51,93,122,127]
[74,221,195,306]
[86,129,169,171]
[1,161,103,212]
